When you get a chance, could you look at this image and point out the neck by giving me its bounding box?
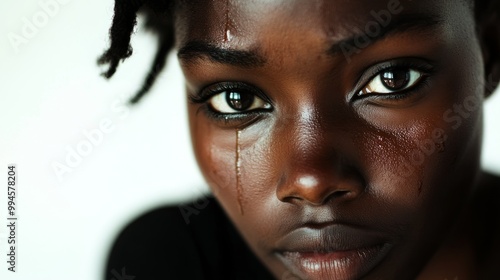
[417,171,500,279]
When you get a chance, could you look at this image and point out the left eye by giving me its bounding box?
[208,91,272,113]
[359,68,424,96]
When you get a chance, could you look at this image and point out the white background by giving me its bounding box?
[0,1,499,279]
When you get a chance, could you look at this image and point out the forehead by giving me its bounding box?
[173,0,468,49]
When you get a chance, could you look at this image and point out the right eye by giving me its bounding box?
[208,90,272,113]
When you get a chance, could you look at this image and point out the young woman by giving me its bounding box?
[101,0,500,279]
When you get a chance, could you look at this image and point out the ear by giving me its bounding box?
[477,7,500,98]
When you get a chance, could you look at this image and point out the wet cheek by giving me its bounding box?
[240,138,282,211]
[202,145,234,195]
[356,122,434,203]
[357,105,481,213]
[191,117,275,219]
[233,130,292,241]
[193,128,237,202]
[359,112,470,211]
[356,64,482,207]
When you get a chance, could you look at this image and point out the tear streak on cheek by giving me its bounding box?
[236,129,244,215]
[359,120,447,199]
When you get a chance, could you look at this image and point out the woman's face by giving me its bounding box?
[177,0,485,279]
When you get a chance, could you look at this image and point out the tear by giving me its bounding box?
[223,0,232,43]
[225,29,233,42]
[235,129,244,215]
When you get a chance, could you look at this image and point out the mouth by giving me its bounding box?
[274,225,393,280]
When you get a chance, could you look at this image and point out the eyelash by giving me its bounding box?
[189,60,436,123]
[353,60,435,101]
[188,82,273,124]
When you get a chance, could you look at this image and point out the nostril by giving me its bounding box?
[276,168,366,205]
[325,188,362,203]
[330,190,350,199]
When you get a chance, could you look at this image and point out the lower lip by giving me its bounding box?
[277,244,389,280]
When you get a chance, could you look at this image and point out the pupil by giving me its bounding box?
[226,91,254,111]
[381,69,410,90]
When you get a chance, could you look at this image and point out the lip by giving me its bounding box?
[274,224,392,280]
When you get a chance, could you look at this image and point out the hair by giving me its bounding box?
[98,0,499,104]
[98,0,175,104]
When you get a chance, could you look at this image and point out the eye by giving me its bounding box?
[358,68,425,96]
[209,91,272,113]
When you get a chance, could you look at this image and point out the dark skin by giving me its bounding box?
[173,0,500,279]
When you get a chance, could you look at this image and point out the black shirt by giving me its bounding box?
[104,196,275,280]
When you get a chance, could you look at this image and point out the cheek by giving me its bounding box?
[357,88,483,220]
[191,123,238,206]
[358,122,450,207]
[190,108,272,217]
[190,112,282,240]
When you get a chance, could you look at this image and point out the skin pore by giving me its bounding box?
[172,0,500,279]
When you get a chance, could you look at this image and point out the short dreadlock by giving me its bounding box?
[98,0,175,104]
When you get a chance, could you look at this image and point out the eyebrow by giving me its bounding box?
[329,13,443,55]
[177,41,266,67]
[177,13,443,67]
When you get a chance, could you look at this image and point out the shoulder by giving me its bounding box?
[104,196,223,279]
[473,172,500,218]
[473,172,500,278]
[103,195,275,280]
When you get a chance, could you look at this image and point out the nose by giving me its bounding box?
[277,167,364,206]
[275,107,365,206]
